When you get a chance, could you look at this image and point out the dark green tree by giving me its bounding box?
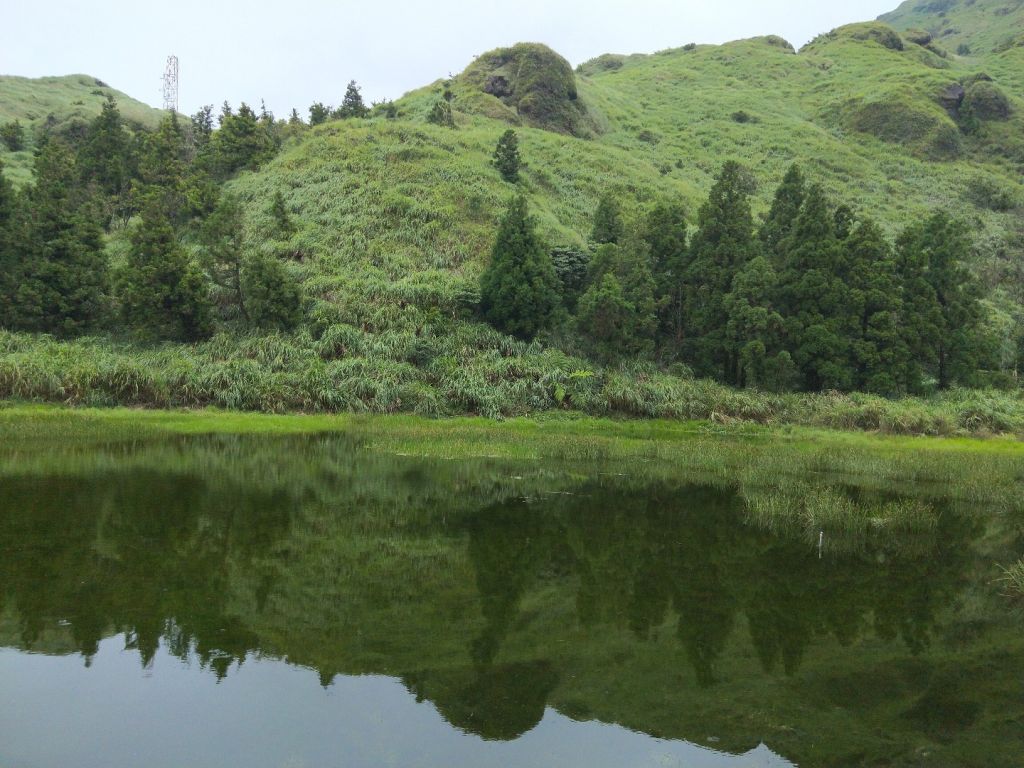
[200,195,250,324]
[190,105,215,149]
[493,130,522,183]
[775,184,853,391]
[137,113,190,221]
[578,241,657,361]
[336,81,368,119]
[9,142,109,335]
[642,202,689,351]
[759,163,804,262]
[0,158,20,327]
[210,103,278,178]
[269,190,295,237]
[480,195,559,340]
[591,193,624,246]
[242,254,303,331]
[77,98,131,224]
[0,120,26,152]
[722,256,795,391]
[308,102,332,126]
[118,206,212,342]
[550,246,590,311]
[684,161,759,382]
[844,217,907,394]
[897,212,987,390]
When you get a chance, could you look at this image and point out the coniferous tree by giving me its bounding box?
[0,158,19,327]
[119,206,212,342]
[897,212,987,389]
[12,141,109,335]
[550,246,590,311]
[137,113,190,221]
[242,254,303,331]
[191,105,215,149]
[200,195,250,324]
[308,103,331,126]
[642,202,688,351]
[210,103,278,178]
[78,98,131,226]
[723,256,795,391]
[269,190,295,237]
[684,161,758,382]
[591,193,624,246]
[775,184,852,391]
[843,217,906,394]
[493,130,522,183]
[759,163,804,262]
[336,81,368,119]
[480,195,559,340]
[577,240,657,360]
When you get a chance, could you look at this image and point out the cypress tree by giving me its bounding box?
[591,193,624,246]
[336,81,368,119]
[119,206,212,342]
[13,142,109,335]
[269,190,295,237]
[897,212,986,389]
[308,102,331,126]
[242,254,303,331]
[684,161,758,382]
[480,195,559,340]
[0,159,18,327]
[78,97,129,199]
[843,217,906,394]
[577,273,636,363]
[200,195,250,324]
[210,103,278,178]
[759,163,805,262]
[722,256,795,391]
[642,202,689,351]
[493,130,522,183]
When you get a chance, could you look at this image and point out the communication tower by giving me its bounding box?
[162,55,179,112]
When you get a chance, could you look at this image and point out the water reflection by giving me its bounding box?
[0,434,1020,767]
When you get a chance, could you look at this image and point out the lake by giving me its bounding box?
[0,429,1021,767]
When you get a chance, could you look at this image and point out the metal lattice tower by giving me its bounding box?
[162,55,179,112]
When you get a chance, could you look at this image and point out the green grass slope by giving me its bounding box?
[0,74,166,184]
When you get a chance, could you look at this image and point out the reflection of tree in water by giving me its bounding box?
[0,469,292,676]
[462,480,978,692]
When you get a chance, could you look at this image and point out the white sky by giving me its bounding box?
[3,1,900,118]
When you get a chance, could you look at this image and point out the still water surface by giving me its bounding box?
[0,433,1020,767]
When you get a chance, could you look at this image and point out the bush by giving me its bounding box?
[964,81,1011,121]
[965,175,1019,211]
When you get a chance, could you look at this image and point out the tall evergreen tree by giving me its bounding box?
[308,102,332,126]
[118,206,212,342]
[591,193,624,246]
[269,190,295,237]
[722,256,795,391]
[242,253,303,331]
[12,142,109,335]
[0,158,19,328]
[480,196,559,340]
[493,130,522,183]
[775,184,853,391]
[642,202,688,351]
[200,195,250,324]
[336,81,368,119]
[897,212,987,390]
[578,241,657,360]
[137,113,190,221]
[843,217,906,394]
[684,161,758,382]
[759,163,805,262]
[210,103,278,178]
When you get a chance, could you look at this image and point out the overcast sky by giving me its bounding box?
[4,1,899,118]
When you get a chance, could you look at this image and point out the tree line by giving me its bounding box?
[0,98,301,341]
[481,152,1007,394]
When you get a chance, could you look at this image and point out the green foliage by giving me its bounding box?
[242,254,303,331]
[550,247,590,311]
[5,141,108,336]
[308,102,331,126]
[0,120,25,151]
[335,81,369,119]
[578,242,656,361]
[426,99,455,128]
[480,196,559,341]
[209,103,279,178]
[684,161,758,382]
[492,129,521,183]
[590,193,624,246]
[269,189,295,236]
[963,80,1011,120]
[641,202,688,350]
[461,43,591,136]
[118,207,213,342]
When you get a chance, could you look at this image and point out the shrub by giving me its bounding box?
[964,81,1011,121]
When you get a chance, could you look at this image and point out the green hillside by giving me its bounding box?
[0,74,165,184]
[2,3,1024,427]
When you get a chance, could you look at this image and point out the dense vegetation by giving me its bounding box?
[2,0,1024,432]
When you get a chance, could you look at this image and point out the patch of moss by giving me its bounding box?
[842,94,962,159]
[964,80,1011,120]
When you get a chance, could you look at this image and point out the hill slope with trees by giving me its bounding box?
[2,1,1024,432]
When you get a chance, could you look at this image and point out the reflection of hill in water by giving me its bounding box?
[0,434,1021,765]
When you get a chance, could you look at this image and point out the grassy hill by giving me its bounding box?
[3,4,1024,429]
[0,74,165,184]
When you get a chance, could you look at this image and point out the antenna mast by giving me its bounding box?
[162,55,179,112]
